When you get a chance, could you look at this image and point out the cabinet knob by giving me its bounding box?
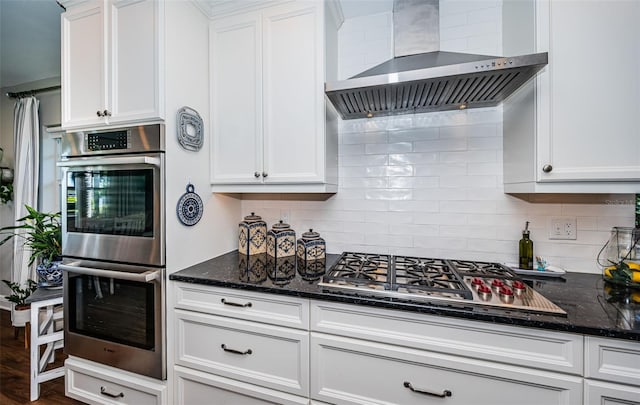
[542,164,553,173]
[254,172,261,178]
[96,110,103,117]
[103,110,111,117]
[262,172,268,178]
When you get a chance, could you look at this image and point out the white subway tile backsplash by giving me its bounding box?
[389,200,440,213]
[341,131,388,144]
[414,138,468,152]
[237,4,633,274]
[413,188,468,201]
[365,142,412,154]
[365,211,414,224]
[440,150,497,163]
[341,177,388,189]
[414,213,467,225]
[365,189,413,201]
[415,164,466,177]
[389,152,438,166]
[388,127,439,142]
[365,233,413,247]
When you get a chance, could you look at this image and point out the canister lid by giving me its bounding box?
[301,229,321,240]
[243,212,263,223]
[272,220,291,230]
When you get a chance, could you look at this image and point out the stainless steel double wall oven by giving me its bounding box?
[58,124,166,379]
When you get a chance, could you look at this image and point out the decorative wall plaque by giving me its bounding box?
[177,106,204,152]
[176,183,203,226]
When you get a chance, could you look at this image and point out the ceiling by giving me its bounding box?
[0,0,392,89]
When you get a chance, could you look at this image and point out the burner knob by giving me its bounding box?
[512,280,526,291]
[477,284,492,301]
[491,279,504,288]
[498,286,515,304]
[499,286,513,296]
[471,278,484,287]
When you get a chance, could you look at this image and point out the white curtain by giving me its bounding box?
[12,96,40,285]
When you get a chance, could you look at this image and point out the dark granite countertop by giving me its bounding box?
[170,250,640,342]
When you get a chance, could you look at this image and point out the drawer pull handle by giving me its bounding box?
[100,386,124,399]
[221,298,252,308]
[221,344,253,355]
[403,381,452,398]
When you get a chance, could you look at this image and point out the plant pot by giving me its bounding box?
[11,304,30,327]
[36,259,63,287]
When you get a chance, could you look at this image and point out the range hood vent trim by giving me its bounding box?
[325,0,548,120]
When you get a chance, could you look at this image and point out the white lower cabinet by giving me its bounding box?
[172,283,310,403]
[311,333,583,405]
[175,365,308,405]
[584,336,640,405]
[65,356,166,405]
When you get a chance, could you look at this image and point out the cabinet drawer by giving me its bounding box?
[311,333,583,405]
[311,300,583,375]
[174,365,309,405]
[584,379,640,405]
[175,309,309,396]
[65,357,166,405]
[174,282,309,329]
[585,336,640,386]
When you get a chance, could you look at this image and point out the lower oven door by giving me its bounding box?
[61,261,165,380]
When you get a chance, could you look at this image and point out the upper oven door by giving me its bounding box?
[58,153,165,266]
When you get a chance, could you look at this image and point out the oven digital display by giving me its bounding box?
[87,130,129,151]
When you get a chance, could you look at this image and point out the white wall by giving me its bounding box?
[164,1,240,274]
[240,0,635,274]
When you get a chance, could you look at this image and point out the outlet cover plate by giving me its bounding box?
[549,217,577,240]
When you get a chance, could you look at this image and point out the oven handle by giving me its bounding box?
[59,264,160,283]
[57,156,161,168]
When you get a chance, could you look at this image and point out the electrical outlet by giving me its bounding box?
[549,217,577,240]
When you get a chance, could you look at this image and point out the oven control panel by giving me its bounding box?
[87,130,130,151]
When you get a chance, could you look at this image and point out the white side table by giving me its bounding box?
[26,288,64,401]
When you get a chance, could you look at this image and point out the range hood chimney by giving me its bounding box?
[325,0,547,120]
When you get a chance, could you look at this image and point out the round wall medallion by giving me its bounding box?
[177,106,204,152]
[176,183,203,226]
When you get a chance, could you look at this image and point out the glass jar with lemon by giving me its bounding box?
[599,227,640,288]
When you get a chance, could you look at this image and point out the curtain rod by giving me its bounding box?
[6,85,61,99]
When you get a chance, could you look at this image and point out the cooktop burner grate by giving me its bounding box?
[394,256,472,299]
[448,259,517,278]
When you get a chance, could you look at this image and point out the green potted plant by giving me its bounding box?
[0,205,62,287]
[2,279,37,327]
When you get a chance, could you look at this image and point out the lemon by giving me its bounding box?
[626,261,640,271]
[604,266,616,278]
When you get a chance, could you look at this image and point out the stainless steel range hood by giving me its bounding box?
[325,0,547,120]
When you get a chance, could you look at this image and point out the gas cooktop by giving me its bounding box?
[319,252,566,316]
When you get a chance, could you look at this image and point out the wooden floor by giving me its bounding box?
[0,309,82,405]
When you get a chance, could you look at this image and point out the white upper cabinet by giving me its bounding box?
[503,0,640,193]
[61,0,163,129]
[209,1,339,193]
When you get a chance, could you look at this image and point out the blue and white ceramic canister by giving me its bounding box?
[266,220,296,259]
[238,212,267,255]
[296,229,326,262]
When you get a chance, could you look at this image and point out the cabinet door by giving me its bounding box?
[537,1,640,182]
[61,1,107,128]
[210,12,263,184]
[108,0,163,124]
[262,2,326,183]
[584,379,640,405]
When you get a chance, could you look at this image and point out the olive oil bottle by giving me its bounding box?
[519,221,533,270]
